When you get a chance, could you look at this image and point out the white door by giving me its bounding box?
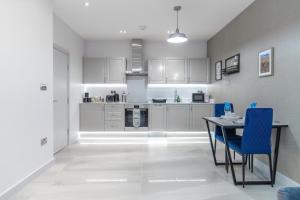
[166,58,187,83]
[166,105,189,131]
[53,48,69,153]
[189,58,209,83]
[106,57,125,83]
[148,59,165,83]
[149,104,167,131]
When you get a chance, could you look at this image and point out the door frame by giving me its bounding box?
[53,44,70,153]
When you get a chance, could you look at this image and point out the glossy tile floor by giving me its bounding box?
[9,135,286,200]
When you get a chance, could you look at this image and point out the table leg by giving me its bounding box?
[222,127,237,185]
[205,120,217,165]
[272,127,282,184]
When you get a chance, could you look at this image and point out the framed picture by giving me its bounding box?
[259,48,274,77]
[225,54,240,74]
[215,60,222,81]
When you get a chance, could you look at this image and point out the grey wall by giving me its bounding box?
[208,0,300,182]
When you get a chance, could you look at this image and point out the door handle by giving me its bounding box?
[53,99,58,103]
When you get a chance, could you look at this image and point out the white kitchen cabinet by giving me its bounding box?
[148,58,165,84]
[166,104,190,131]
[149,104,167,131]
[80,103,105,131]
[106,57,126,83]
[83,57,106,83]
[165,58,187,83]
[190,104,213,131]
[105,104,124,131]
[83,57,126,84]
[188,58,210,83]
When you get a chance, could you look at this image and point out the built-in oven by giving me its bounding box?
[125,104,148,131]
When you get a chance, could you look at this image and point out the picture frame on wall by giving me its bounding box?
[259,48,274,77]
[215,60,222,81]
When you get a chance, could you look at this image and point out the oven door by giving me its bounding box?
[125,108,148,128]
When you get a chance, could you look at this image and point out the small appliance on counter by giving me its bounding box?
[83,92,92,103]
[106,91,120,103]
[152,98,167,103]
[192,91,205,103]
[121,91,127,102]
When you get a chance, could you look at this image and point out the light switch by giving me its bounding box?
[40,84,47,91]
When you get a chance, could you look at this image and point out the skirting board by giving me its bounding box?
[0,158,54,200]
[254,158,300,186]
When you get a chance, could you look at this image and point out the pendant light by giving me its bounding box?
[167,6,188,44]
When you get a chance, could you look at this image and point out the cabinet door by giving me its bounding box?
[189,58,209,83]
[149,104,167,131]
[166,58,187,83]
[80,104,105,131]
[190,104,213,131]
[148,59,165,84]
[83,58,106,83]
[166,105,189,131]
[106,57,126,83]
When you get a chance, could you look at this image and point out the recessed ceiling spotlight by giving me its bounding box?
[120,30,127,34]
[84,2,90,7]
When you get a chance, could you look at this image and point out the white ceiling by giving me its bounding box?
[53,0,254,41]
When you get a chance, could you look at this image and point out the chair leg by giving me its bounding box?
[242,154,245,188]
[248,155,251,170]
[225,147,229,173]
[268,154,273,187]
[214,138,217,151]
[251,155,254,173]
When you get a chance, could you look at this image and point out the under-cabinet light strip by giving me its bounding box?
[147,84,209,88]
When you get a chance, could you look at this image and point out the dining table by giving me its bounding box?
[203,116,288,186]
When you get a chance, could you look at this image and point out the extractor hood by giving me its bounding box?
[126,39,148,76]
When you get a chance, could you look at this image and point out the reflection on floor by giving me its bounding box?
[8,134,287,200]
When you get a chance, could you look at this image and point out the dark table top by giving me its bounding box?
[203,117,288,129]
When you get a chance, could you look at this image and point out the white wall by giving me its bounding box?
[0,0,54,197]
[84,39,207,59]
[53,15,84,143]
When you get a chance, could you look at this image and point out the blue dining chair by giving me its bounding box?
[214,103,241,171]
[227,108,273,187]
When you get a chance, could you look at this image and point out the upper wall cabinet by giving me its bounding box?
[188,58,210,83]
[106,57,126,83]
[83,57,106,84]
[165,58,187,84]
[148,58,166,84]
[148,57,210,84]
[83,57,126,84]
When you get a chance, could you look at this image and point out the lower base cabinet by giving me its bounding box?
[166,105,190,131]
[190,104,213,131]
[149,104,167,131]
[80,103,105,131]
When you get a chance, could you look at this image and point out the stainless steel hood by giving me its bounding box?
[126,39,147,76]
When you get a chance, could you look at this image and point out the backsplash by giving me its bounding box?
[147,87,208,102]
[83,84,209,103]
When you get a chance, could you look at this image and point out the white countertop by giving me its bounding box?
[80,101,215,105]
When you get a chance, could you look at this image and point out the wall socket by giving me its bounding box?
[40,137,48,146]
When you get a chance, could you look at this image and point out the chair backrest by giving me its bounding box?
[214,103,234,117]
[215,103,234,135]
[242,108,273,154]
